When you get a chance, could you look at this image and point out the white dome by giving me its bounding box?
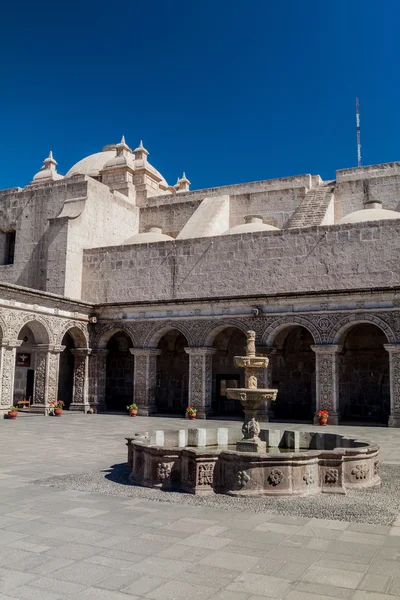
[337,208,400,224]
[223,216,279,235]
[66,150,117,177]
[123,227,174,245]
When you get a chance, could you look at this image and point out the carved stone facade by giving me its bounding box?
[2,281,400,427]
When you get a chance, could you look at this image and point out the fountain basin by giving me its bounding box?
[126,428,380,497]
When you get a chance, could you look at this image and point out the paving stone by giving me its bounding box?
[300,565,364,589]
[264,546,323,565]
[314,557,368,572]
[49,562,114,585]
[6,585,65,599]
[226,573,291,597]
[75,589,140,600]
[290,581,354,598]
[388,578,400,596]
[284,592,349,600]
[145,579,217,599]
[198,550,260,571]
[209,592,250,600]
[94,571,142,591]
[352,592,400,600]
[273,561,311,581]
[121,574,169,595]
[368,558,400,577]
[247,556,286,575]
[0,569,39,594]
[175,564,238,589]
[178,533,231,549]
[358,574,391,593]
[28,576,87,596]
[129,555,192,578]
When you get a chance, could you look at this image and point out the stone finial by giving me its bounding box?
[134,140,149,160]
[175,172,191,192]
[244,215,263,224]
[116,135,132,156]
[30,151,63,185]
[246,330,256,357]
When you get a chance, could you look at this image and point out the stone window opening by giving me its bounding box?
[0,230,16,265]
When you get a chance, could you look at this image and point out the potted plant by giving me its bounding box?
[87,407,95,414]
[317,409,329,426]
[186,406,197,420]
[127,403,138,417]
[49,400,64,416]
[8,406,18,419]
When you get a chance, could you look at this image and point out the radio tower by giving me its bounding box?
[356,97,362,167]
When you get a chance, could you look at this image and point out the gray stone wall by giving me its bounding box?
[82,220,400,303]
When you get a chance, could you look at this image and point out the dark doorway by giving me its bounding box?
[270,326,315,422]
[58,333,74,409]
[156,330,189,414]
[339,324,389,424]
[212,327,246,416]
[105,332,134,412]
[26,369,34,401]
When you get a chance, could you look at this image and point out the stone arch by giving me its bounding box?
[203,320,250,347]
[146,321,194,348]
[331,314,394,345]
[94,324,136,349]
[16,317,51,344]
[58,322,89,348]
[262,316,320,347]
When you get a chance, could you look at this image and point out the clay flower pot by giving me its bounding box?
[8,411,18,420]
[54,409,63,417]
[188,413,196,420]
[129,409,138,417]
[319,417,328,426]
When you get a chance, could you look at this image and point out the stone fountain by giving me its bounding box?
[127,330,381,496]
[226,330,277,453]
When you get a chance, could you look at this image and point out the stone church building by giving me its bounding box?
[1,137,400,426]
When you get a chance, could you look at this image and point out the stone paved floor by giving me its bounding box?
[1,413,400,599]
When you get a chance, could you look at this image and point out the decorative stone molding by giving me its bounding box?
[311,345,342,425]
[130,348,162,415]
[184,347,216,418]
[262,316,321,346]
[384,344,400,427]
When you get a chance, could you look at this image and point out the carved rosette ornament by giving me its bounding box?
[303,470,315,485]
[351,464,368,480]
[156,463,171,481]
[267,469,284,486]
[325,468,339,484]
[237,470,251,488]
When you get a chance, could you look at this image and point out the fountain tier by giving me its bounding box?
[226,330,278,452]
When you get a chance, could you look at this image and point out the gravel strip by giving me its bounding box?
[32,463,400,525]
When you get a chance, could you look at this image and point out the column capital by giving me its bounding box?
[184,346,216,356]
[32,344,65,354]
[311,344,343,354]
[384,344,400,354]
[0,339,23,349]
[91,348,109,357]
[130,348,162,357]
[71,348,92,357]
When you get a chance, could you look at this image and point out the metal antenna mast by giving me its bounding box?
[356,97,362,167]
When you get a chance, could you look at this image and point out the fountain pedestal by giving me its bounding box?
[226,331,277,453]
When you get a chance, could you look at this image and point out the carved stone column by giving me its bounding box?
[184,347,216,419]
[0,339,22,417]
[130,349,161,416]
[384,344,400,427]
[69,348,92,412]
[31,344,65,415]
[88,349,108,412]
[311,345,342,425]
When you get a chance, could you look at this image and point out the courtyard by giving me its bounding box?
[0,413,400,599]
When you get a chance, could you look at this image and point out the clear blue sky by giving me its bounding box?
[0,0,398,189]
